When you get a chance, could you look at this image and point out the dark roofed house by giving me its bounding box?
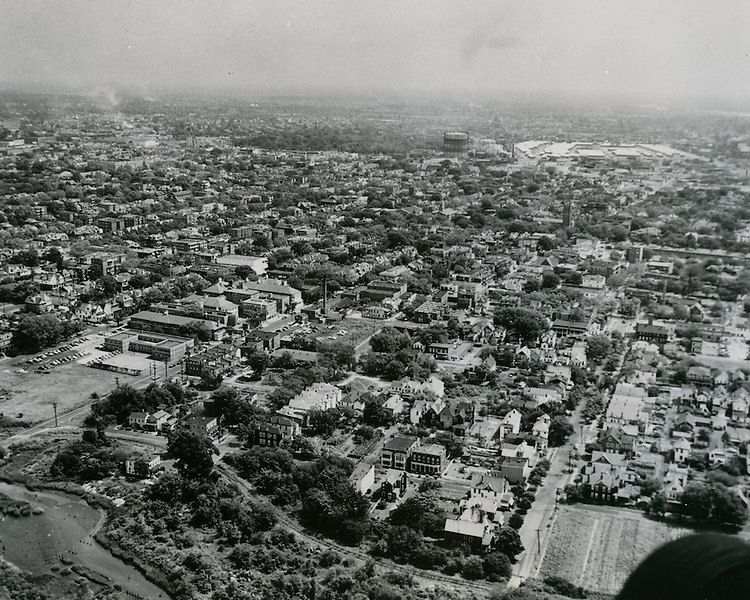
[598,426,637,455]
[635,322,669,344]
[381,435,419,470]
[687,366,714,388]
[247,421,283,447]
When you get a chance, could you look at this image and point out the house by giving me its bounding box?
[128,411,150,429]
[524,387,562,409]
[532,414,551,454]
[709,448,727,467]
[544,364,572,386]
[349,463,375,495]
[578,452,638,504]
[598,426,636,455]
[144,410,171,432]
[277,382,342,425]
[687,366,714,388]
[605,383,648,429]
[381,435,419,470]
[673,438,691,465]
[391,375,444,399]
[458,486,507,525]
[663,466,688,503]
[410,443,447,475]
[186,414,221,440]
[380,471,408,501]
[409,396,446,426]
[498,440,538,484]
[552,319,588,338]
[124,455,161,478]
[500,409,522,437]
[731,396,749,424]
[635,322,668,344]
[382,394,405,416]
[469,473,515,511]
[444,507,500,550]
[437,400,475,435]
[246,421,283,447]
[268,414,300,440]
[184,344,240,378]
[569,341,587,368]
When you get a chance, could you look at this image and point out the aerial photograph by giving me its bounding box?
[1,1,750,599]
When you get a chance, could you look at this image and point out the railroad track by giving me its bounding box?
[217,464,496,595]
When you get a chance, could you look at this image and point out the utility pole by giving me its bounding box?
[52,403,58,428]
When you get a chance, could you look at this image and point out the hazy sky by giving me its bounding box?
[2,0,749,102]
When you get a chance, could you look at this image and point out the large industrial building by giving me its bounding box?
[443,131,469,156]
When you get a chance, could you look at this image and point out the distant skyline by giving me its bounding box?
[2,0,750,106]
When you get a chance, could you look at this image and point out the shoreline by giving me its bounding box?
[0,474,173,599]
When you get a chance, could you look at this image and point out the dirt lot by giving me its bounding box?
[313,317,383,348]
[0,360,123,424]
[539,506,692,595]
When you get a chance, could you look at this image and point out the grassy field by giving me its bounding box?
[539,506,692,595]
[0,360,121,424]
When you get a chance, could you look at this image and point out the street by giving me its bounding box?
[510,399,587,587]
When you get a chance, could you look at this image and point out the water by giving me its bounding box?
[0,481,169,599]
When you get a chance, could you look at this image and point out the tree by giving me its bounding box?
[586,334,612,363]
[548,416,574,447]
[198,368,223,391]
[541,272,561,290]
[370,328,412,354]
[10,314,80,354]
[680,482,712,520]
[432,431,463,459]
[245,348,269,378]
[178,321,213,343]
[508,513,524,529]
[307,407,340,437]
[169,430,217,480]
[362,399,393,427]
[711,484,748,527]
[389,494,445,536]
[649,493,669,517]
[483,552,512,580]
[494,307,547,344]
[495,526,524,560]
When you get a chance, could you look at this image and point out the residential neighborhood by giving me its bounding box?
[1,24,750,599]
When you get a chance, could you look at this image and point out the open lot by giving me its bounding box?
[0,360,125,424]
[539,506,692,595]
[312,316,384,348]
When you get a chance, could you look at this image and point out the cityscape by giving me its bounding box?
[1,2,750,600]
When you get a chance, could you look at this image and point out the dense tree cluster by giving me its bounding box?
[493,307,548,344]
[227,448,369,544]
[87,381,195,426]
[10,313,82,354]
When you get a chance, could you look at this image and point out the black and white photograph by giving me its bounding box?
[0,1,750,599]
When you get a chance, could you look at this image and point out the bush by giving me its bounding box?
[462,555,484,580]
[543,575,587,598]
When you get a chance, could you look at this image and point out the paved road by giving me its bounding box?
[2,355,182,449]
[510,401,586,588]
